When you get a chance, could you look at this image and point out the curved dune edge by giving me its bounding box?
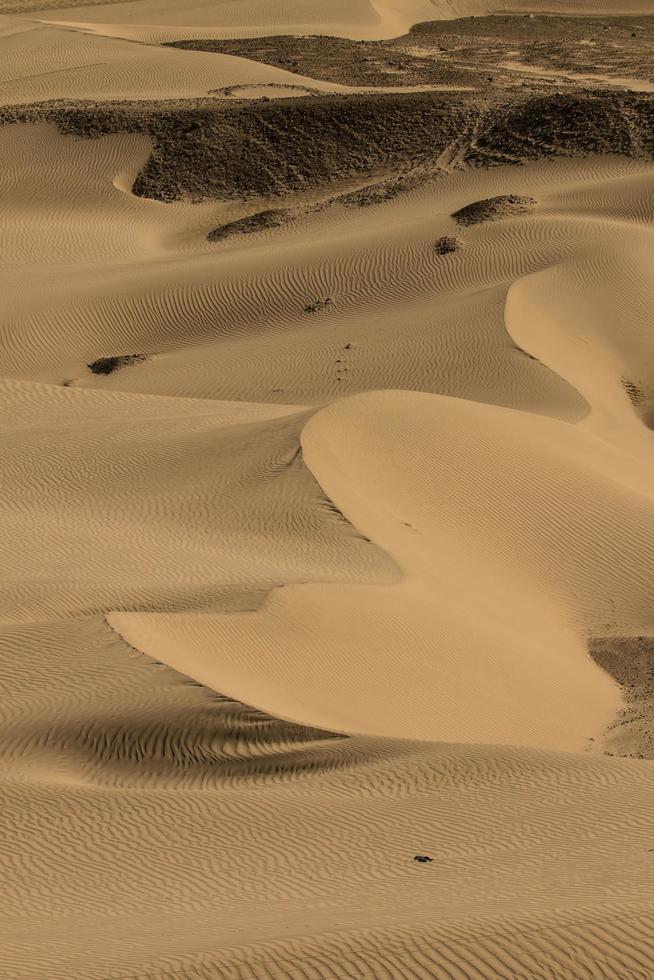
[3,119,654,750]
[506,241,654,456]
[109,379,654,751]
[0,21,474,107]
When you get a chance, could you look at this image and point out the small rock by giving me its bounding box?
[413,855,433,864]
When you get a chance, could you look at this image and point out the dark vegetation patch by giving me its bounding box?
[207,208,289,241]
[452,194,536,226]
[434,235,459,254]
[167,15,654,89]
[0,93,474,201]
[409,13,654,44]
[409,14,654,84]
[2,87,654,205]
[465,93,641,166]
[166,33,476,89]
[88,354,146,376]
[590,636,654,759]
[329,170,429,208]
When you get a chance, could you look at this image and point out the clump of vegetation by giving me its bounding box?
[165,16,654,92]
[452,194,536,226]
[590,635,654,758]
[207,208,289,241]
[434,235,459,254]
[2,88,653,206]
[88,354,147,375]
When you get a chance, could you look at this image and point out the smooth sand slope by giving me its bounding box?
[0,18,476,105]
[15,0,451,43]
[0,21,409,104]
[19,0,654,43]
[3,2,654,977]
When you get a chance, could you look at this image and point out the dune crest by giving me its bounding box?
[110,378,654,749]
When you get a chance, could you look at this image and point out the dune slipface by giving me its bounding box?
[3,1,654,978]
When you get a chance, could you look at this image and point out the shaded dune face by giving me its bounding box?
[1,621,352,788]
[4,2,654,978]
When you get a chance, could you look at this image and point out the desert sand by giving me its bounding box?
[3,1,654,978]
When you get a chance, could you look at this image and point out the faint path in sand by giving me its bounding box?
[499,58,654,93]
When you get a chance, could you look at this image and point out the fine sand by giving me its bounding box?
[3,1,654,978]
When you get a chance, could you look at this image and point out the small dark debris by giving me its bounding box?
[414,855,433,863]
[622,377,643,406]
[87,354,147,376]
[304,298,332,314]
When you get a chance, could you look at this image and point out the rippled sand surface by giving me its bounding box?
[3,2,654,977]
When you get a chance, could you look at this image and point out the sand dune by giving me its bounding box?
[3,617,654,978]
[4,621,654,978]
[0,22,383,104]
[110,380,654,748]
[0,377,396,626]
[18,0,443,43]
[21,0,654,43]
[3,119,653,405]
[3,1,654,977]
[0,20,475,106]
